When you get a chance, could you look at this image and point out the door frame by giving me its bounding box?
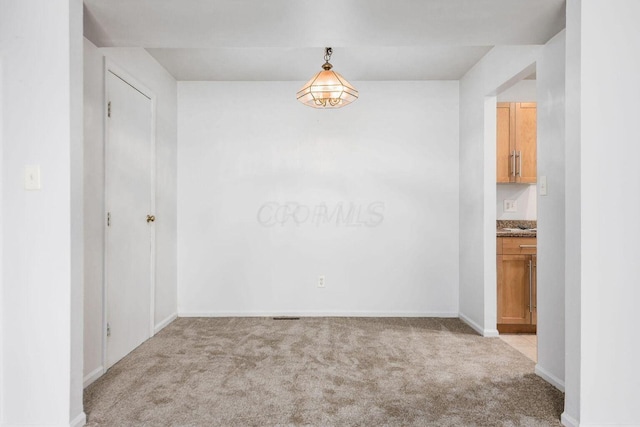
[485,63,537,338]
[102,59,157,370]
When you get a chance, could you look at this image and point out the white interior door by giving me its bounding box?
[105,69,155,369]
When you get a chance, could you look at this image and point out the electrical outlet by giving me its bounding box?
[504,199,517,213]
[318,275,325,288]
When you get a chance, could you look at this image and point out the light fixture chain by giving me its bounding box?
[324,47,332,62]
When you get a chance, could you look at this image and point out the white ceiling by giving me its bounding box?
[145,47,494,81]
[84,0,565,81]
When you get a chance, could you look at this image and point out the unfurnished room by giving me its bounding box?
[1,1,639,426]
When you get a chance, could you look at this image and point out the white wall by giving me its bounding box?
[69,0,84,420]
[565,1,640,425]
[563,1,581,424]
[83,40,178,386]
[496,184,537,220]
[497,79,537,102]
[178,81,459,316]
[83,37,105,388]
[535,30,566,393]
[0,0,85,425]
[0,53,4,426]
[459,46,541,336]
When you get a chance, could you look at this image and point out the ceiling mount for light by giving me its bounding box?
[296,47,358,109]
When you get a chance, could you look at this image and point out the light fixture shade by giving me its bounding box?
[296,52,358,108]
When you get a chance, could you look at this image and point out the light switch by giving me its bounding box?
[539,176,548,196]
[504,199,517,212]
[24,165,41,190]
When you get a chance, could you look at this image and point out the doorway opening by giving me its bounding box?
[494,72,538,361]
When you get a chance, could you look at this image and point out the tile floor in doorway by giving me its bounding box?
[499,334,537,362]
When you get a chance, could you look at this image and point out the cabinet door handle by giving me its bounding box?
[519,150,523,177]
[528,259,533,313]
[533,262,537,308]
[519,245,537,248]
[511,150,516,177]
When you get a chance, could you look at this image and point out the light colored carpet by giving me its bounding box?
[84,317,563,426]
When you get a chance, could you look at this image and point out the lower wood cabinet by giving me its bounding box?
[497,237,537,333]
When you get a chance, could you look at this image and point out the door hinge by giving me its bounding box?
[107,101,111,118]
[107,322,111,337]
[107,212,111,227]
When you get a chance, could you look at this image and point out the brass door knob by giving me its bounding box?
[146,215,156,223]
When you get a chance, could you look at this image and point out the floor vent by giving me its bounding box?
[273,317,300,320]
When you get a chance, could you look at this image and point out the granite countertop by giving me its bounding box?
[497,220,537,237]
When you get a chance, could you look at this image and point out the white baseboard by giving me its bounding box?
[561,412,579,427]
[1,415,87,427]
[458,312,499,337]
[535,364,565,392]
[458,313,483,335]
[83,366,104,388]
[483,328,499,337]
[178,311,459,318]
[154,312,178,334]
[70,411,87,427]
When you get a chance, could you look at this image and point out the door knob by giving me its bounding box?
[146,215,156,223]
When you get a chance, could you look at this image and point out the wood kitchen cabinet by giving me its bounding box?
[496,102,537,183]
[497,237,537,333]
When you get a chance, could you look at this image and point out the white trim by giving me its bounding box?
[458,312,499,337]
[458,313,483,335]
[102,59,157,370]
[101,56,109,373]
[104,60,154,100]
[83,366,105,388]
[535,364,565,392]
[483,95,499,337]
[483,329,499,337]
[561,412,579,427]
[0,58,4,424]
[148,88,157,339]
[70,412,87,427]
[154,313,178,334]
[178,311,460,318]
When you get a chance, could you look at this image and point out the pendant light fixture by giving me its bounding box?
[296,47,358,109]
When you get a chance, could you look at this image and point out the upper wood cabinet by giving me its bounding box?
[496,102,537,183]
[496,103,514,183]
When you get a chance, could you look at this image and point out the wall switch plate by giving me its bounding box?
[504,199,517,212]
[318,275,325,288]
[539,176,548,196]
[24,165,41,190]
